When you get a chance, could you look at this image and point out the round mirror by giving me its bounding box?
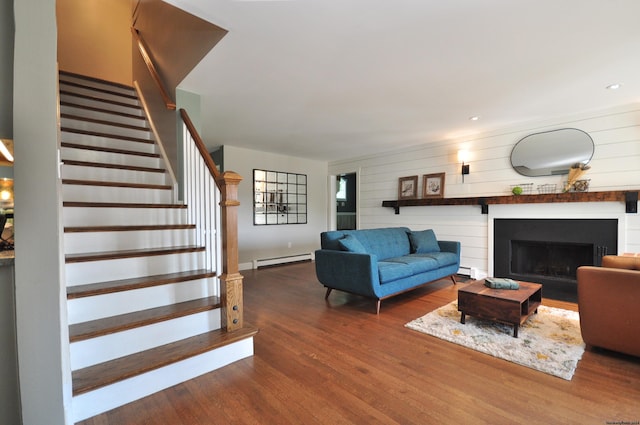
[510,128,594,177]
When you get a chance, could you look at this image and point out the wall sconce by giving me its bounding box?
[0,139,14,164]
[458,150,470,182]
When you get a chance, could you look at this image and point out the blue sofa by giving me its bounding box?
[315,227,461,313]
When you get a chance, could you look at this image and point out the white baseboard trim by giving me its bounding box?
[251,252,314,269]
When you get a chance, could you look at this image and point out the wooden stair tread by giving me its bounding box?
[61,113,151,132]
[61,142,160,158]
[65,224,195,233]
[63,201,186,209]
[59,90,142,110]
[59,80,138,100]
[65,245,205,263]
[62,179,172,190]
[72,324,259,396]
[67,269,217,299]
[60,100,145,121]
[59,70,136,91]
[62,159,165,174]
[69,296,222,342]
[61,127,155,144]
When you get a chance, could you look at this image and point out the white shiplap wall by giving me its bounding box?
[329,104,640,276]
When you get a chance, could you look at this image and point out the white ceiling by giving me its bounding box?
[167,0,640,162]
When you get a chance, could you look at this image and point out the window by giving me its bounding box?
[336,176,347,201]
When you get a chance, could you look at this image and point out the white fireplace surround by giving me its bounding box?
[487,201,627,278]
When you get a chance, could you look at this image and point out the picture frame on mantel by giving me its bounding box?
[423,173,445,198]
[398,176,418,200]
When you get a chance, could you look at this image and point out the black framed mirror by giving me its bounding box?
[253,169,307,225]
[510,128,594,177]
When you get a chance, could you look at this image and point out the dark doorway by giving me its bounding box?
[336,173,356,230]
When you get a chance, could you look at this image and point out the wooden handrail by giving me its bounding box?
[180,108,243,332]
[131,27,176,110]
[132,25,243,333]
[180,108,221,181]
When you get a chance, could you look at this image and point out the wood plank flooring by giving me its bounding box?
[78,261,640,424]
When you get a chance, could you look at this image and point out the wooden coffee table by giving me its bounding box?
[457,279,542,338]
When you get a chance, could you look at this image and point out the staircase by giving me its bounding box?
[59,71,256,423]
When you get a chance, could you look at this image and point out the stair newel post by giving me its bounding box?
[216,171,244,332]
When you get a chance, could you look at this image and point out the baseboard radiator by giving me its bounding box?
[252,252,314,269]
[457,266,483,279]
[458,266,472,277]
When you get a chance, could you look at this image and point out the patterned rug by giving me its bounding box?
[405,301,585,380]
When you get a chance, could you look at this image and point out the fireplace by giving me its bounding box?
[494,219,618,302]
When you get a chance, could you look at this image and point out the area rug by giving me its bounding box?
[405,301,585,380]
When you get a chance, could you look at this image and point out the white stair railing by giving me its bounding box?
[180,109,244,332]
[181,115,222,292]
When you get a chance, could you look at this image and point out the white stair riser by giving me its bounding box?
[59,84,140,107]
[62,164,167,186]
[59,93,143,116]
[70,309,222,371]
[62,184,173,204]
[64,228,195,254]
[71,338,254,423]
[66,252,205,286]
[60,104,146,128]
[61,118,152,140]
[63,207,187,227]
[67,278,219,324]
[61,147,162,169]
[61,131,157,154]
[59,76,136,97]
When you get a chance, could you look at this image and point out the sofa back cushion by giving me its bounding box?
[321,227,411,260]
[337,234,367,253]
[408,229,441,253]
[602,255,640,270]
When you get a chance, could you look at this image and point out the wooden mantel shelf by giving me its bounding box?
[382,190,639,214]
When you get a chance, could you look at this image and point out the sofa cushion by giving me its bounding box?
[338,234,367,254]
[409,252,459,267]
[377,261,415,283]
[384,256,439,275]
[602,255,640,270]
[408,229,440,254]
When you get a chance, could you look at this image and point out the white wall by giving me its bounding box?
[0,265,19,425]
[14,1,71,425]
[222,146,328,268]
[329,104,640,277]
[0,0,14,139]
[57,0,133,86]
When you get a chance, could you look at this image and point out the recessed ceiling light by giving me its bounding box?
[469,116,480,121]
[606,83,621,90]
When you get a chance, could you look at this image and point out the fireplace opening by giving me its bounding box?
[511,240,593,281]
[494,219,618,302]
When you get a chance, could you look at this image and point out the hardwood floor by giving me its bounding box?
[79,261,640,424]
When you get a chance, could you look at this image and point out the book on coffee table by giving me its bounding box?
[484,277,519,289]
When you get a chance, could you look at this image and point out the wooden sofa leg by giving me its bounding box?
[325,288,332,299]
[376,299,381,315]
[450,275,457,285]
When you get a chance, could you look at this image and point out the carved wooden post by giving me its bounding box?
[216,171,244,332]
